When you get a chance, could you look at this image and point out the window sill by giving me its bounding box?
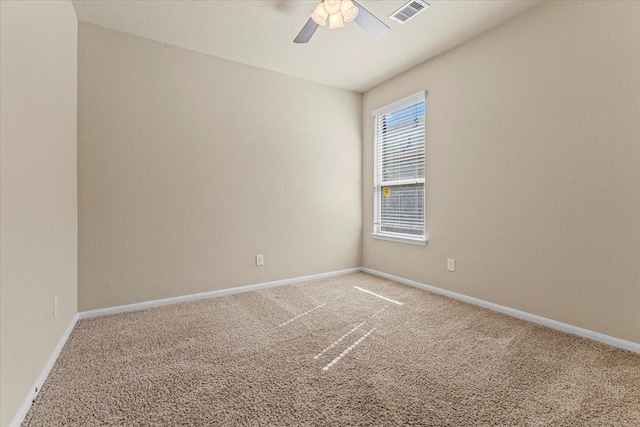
[371,233,427,246]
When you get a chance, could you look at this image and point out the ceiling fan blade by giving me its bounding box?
[353,1,390,40]
[294,18,320,44]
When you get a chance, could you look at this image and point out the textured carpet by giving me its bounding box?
[24,273,640,426]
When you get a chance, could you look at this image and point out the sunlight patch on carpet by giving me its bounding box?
[323,327,377,371]
[314,322,366,360]
[354,286,404,305]
[278,302,327,327]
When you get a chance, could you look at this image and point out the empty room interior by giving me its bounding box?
[1,0,639,425]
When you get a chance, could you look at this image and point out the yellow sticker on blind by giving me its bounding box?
[382,187,391,197]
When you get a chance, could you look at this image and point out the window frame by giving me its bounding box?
[371,91,427,246]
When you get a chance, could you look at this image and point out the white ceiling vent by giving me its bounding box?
[389,0,430,24]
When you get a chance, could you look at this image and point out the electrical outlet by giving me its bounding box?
[447,258,455,272]
[256,254,264,266]
[53,295,59,318]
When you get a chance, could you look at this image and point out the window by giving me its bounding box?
[372,91,426,245]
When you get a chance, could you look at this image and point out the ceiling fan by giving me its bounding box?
[294,0,390,44]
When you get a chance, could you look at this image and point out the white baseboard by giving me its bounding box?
[10,313,79,427]
[78,267,361,320]
[362,267,640,354]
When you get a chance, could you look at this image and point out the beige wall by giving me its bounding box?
[362,1,640,343]
[0,1,78,426]
[78,23,362,311]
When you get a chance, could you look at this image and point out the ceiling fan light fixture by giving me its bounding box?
[311,3,328,26]
[324,0,341,16]
[329,11,345,29]
[295,0,390,43]
[340,0,359,23]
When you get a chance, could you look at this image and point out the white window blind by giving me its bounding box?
[373,91,426,243]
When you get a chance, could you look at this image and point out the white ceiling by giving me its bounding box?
[72,0,541,93]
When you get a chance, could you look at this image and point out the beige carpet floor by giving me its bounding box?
[24,273,640,426]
